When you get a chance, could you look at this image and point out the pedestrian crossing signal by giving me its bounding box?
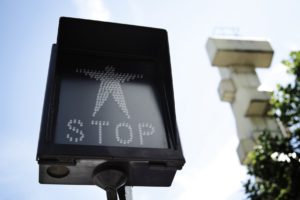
[37,17,185,187]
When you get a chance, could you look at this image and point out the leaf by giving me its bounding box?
[244,51,300,199]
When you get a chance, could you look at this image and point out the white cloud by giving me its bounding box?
[258,62,295,91]
[174,138,247,200]
[73,0,110,21]
[127,0,145,24]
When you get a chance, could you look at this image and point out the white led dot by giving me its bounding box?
[115,122,133,145]
[90,120,109,144]
[66,119,85,143]
[76,66,144,119]
[138,122,155,145]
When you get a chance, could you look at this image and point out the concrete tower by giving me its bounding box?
[206,37,281,163]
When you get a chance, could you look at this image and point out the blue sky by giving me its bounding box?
[0,0,300,199]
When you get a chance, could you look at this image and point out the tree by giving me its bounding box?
[244,51,300,200]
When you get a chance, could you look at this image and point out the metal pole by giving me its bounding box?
[106,187,118,200]
[93,168,131,200]
[116,186,133,200]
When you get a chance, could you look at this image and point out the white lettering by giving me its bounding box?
[91,120,109,144]
[115,122,133,145]
[66,119,84,143]
[65,119,156,145]
[138,122,155,145]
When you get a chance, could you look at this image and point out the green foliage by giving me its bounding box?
[244,51,300,200]
[244,131,300,200]
[270,51,300,131]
